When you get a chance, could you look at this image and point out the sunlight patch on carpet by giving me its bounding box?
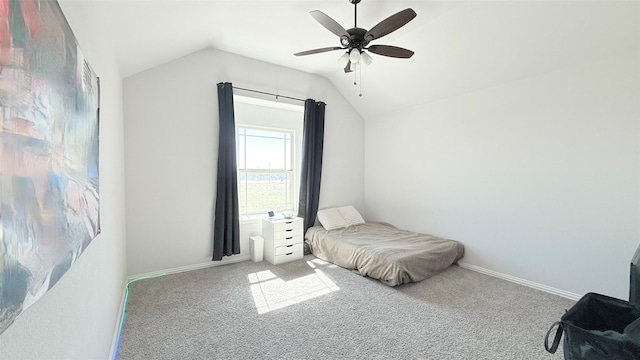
[248,263,340,314]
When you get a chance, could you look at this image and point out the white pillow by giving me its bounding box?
[316,208,347,230]
[338,205,366,226]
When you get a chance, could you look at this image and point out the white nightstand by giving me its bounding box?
[262,217,304,265]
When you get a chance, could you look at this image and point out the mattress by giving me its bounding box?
[305,221,464,286]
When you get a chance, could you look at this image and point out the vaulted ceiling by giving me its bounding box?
[70,0,639,119]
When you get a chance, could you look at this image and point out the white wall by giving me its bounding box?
[364,51,639,299]
[0,1,127,359]
[123,48,364,276]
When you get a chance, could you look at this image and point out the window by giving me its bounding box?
[234,95,303,217]
[237,126,294,214]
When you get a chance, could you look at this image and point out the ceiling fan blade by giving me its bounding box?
[310,10,349,38]
[367,45,414,59]
[344,60,353,73]
[364,8,417,42]
[294,47,343,56]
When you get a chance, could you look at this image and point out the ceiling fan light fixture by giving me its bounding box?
[360,51,373,66]
[349,49,361,64]
[338,52,350,66]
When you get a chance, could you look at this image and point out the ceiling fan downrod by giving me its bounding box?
[351,0,361,28]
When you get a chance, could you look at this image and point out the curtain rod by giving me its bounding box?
[233,86,306,103]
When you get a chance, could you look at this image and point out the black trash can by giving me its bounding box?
[545,245,640,359]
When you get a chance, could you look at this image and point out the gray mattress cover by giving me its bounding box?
[305,221,465,286]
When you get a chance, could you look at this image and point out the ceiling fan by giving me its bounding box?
[294,0,417,73]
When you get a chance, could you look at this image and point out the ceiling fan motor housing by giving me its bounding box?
[345,28,370,51]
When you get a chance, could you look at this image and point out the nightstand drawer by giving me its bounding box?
[274,236,302,248]
[273,249,304,265]
[274,227,303,240]
[275,242,303,256]
[272,219,302,232]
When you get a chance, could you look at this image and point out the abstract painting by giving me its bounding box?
[0,0,100,334]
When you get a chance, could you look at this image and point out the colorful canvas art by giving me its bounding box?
[0,0,100,334]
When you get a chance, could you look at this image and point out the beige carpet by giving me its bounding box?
[117,255,574,359]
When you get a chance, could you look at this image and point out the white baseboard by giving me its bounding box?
[457,262,582,301]
[127,255,252,281]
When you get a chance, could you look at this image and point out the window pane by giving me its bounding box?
[236,130,246,169]
[239,171,292,214]
[244,130,292,170]
[238,172,248,214]
[285,134,292,169]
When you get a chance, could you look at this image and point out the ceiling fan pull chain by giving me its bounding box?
[359,66,362,97]
[354,63,357,85]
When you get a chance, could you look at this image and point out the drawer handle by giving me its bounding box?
[286,237,293,240]
[286,221,292,224]
[286,252,293,256]
[286,244,293,248]
[286,229,292,232]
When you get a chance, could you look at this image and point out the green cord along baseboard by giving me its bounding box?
[112,273,166,360]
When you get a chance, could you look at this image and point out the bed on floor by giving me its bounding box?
[305,206,465,286]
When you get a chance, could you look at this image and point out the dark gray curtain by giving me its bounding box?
[212,82,240,260]
[297,99,326,232]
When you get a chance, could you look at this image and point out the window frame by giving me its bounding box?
[236,124,296,216]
